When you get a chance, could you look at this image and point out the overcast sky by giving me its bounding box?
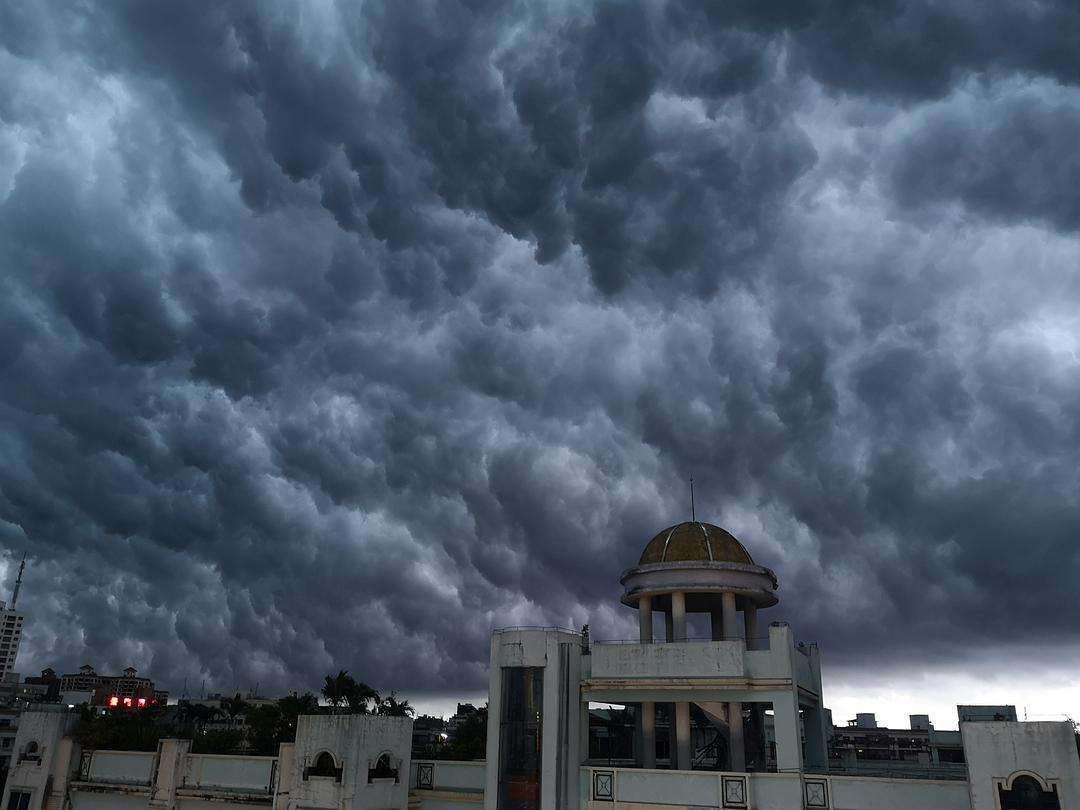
[2,1,1079,727]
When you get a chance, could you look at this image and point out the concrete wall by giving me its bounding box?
[590,640,745,679]
[411,760,486,792]
[962,720,1080,810]
[69,792,148,810]
[182,752,276,791]
[86,750,155,784]
[614,768,718,805]
[290,713,413,810]
[0,710,79,810]
[829,774,969,810]
[580,766,971,810]
[743,624,796,679]
[411,760,486,810]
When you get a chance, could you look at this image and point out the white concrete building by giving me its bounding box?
[457,521,1080,810]
[5,521,1080,810]
[0,711,414,810]
[0,556,28,685]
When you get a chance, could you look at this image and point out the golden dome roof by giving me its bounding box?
[639,522,753,566]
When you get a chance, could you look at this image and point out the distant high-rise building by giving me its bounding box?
[0,556,27,683]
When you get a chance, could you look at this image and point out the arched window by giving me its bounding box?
[368,752,398,783]
[305,751,341,781]
[999,775,1061,810]
[19,741,41,764]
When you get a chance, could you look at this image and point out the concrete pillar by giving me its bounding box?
[743,604,758,650]
[150,738,190,809]
[803,705,829,772]
[728,702,745,772]
[722,591,738,640]
[710,608,723,641]
[483,636,504,810]
[675,701,691,771]
[44,737,76,810]
[580,700,590,765]
[274,743,295,810]
[773,692,803,773]
[671,591,687,642]
[641,702,656,769]
[634,595,652,768]
[639,595,653,643]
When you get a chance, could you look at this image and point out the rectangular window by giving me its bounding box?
[497,667,543,810]
[7,791,30,810]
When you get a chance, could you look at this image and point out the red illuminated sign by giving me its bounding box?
[108,696,119,708]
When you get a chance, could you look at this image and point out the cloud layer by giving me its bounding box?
[2,0,1079,699]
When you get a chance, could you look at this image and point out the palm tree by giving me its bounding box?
[322,671,356,714]
[346,680,380,714]
[377,692,414,718]
[276,692,320,742]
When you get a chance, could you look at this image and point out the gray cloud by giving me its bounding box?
[1,0,1079,700]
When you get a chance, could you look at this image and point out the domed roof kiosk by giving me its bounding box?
[619,521,779,773]
[620,521,778,647]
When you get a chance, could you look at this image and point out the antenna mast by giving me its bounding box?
[690,475,696,522]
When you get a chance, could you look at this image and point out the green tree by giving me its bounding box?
[321,670,355,713]
[346,680,380,714]
[377,692,414,717]
[73,704,170,752]
[192,728,245,755]
[245,704,284,756]
[277,692,320,742]
[221,693,249,719]
[441,706,487,761]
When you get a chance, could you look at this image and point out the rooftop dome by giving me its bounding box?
[639,522,754,566]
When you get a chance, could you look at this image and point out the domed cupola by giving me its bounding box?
[621,522,778,612]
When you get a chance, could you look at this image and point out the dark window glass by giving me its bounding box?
[999,776,1061,810]
[7,791,30,810]
[498,667,543,810]
[310,751,336,777]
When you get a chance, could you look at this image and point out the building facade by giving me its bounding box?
[3,520,1078,810]
[57,665,166,708]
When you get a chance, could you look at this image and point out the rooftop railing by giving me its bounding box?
[491,625,581,635]
[591,635,771,646]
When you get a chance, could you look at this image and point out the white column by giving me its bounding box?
[580,700,590,765]
[728,702,745,772]
[721,591,738,640]
[743,604,758,650]
[639,595,653,643]
[483,637,503,810]
[675,700,691,771]
[773,691,803,773]
[641,702,656,769]
[639,596,656,769]
[670,591,690,770]
[671,591,687,641]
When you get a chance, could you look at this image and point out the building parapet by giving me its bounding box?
[579,765,972,810]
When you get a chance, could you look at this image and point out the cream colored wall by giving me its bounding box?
[963,721,1080,810]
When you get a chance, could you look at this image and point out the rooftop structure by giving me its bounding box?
[0,556,28,685]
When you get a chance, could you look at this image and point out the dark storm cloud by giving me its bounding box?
[2,0,1080,699]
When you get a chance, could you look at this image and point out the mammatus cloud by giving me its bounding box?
[1,1,1079,704]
